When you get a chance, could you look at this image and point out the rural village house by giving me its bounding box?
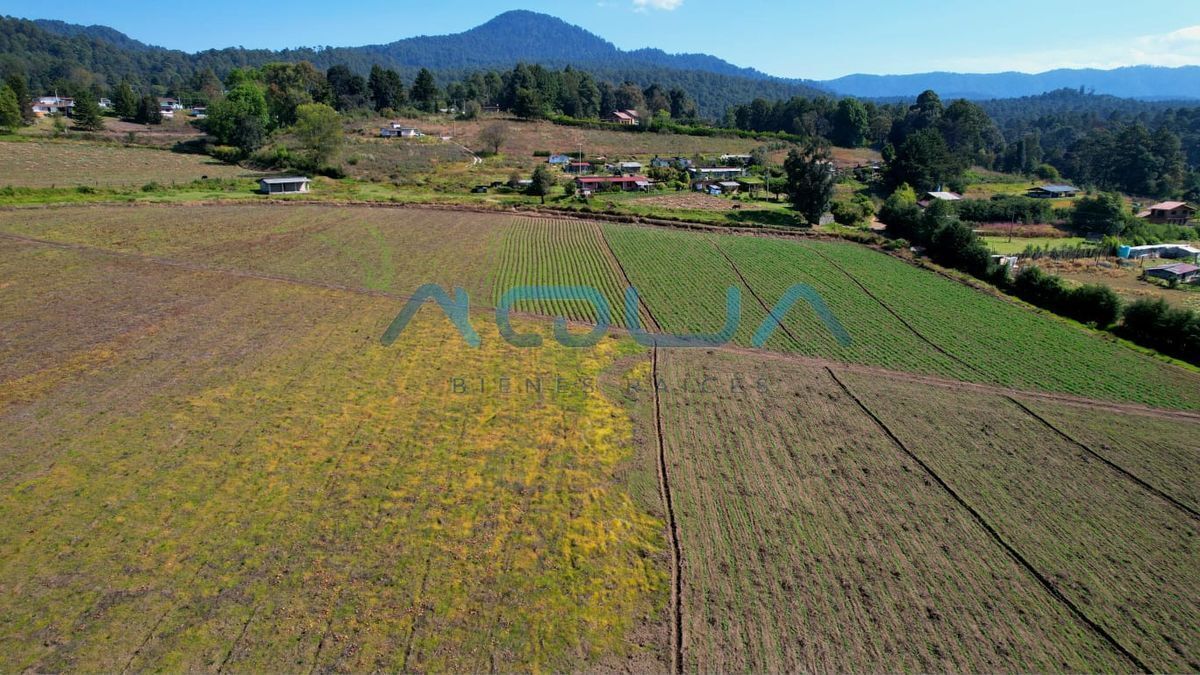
[31,96,74,116]
[381,122,422,138]
[1137,201,1196,226]
[918,191,963,208]
[575,175,651,195]
[606,109,640,125]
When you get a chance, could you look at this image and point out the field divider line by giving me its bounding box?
[1005,396,1200,521]
[217,604,260,673]
[799,242,987,379]
[597,222,680,671]
[824,366,1152,674]
[707,237,802,347]
[594,223,661,333]
[652,347,684,675]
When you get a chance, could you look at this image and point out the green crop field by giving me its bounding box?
[2,203,1198,671]
[491,217,648,327]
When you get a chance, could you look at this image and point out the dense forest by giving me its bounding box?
[726,89,1200,200]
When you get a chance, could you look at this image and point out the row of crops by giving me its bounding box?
[486,217,1200,408]
[806,242,1200,409]
[490,218,648,328]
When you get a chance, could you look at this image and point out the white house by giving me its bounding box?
[259,177,312,195]
[382,122,422,138]
[31,96,74,117]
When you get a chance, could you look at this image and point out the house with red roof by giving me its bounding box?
[1137,201,1196,225]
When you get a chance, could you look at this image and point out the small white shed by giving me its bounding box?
[259,177,311,195]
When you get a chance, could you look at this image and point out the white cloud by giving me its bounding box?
[938,24,1200,73]
[632,0,683,12]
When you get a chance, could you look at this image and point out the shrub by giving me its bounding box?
[1067,284,1122,328]
[209,145,244,164]
[1119,299,1200,365]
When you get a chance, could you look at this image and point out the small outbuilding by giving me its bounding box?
[1026,184,1080,199]
[259,177,311,195]
[1146,263,1200,284]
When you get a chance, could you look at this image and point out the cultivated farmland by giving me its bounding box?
[0,236,666,671]
[0,141,256,188]
[651,349,1134,671]
[491,217,650,328]
[2,203,1198,671]
[839,373,1200,672]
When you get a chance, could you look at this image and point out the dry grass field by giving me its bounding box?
[0,232,665,671]
[2,204,1197,670]
[0,141,256,188]
[360,115,762,165]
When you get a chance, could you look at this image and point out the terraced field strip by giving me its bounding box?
[1006,396,1200,521]
[0,204,502,301]
[655,349,1130,671]
[0,140,252,187]
[1016,399,1200,514]
[807,241,1200,410]
[491,218,649,328]
[602,222,1200,410]
[710,235,976,379]
[841,372,1200,672]
[600,224,770,347]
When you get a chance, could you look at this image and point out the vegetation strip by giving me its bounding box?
[600,223,681,671]
[825,367,1153,674]
[651,348,683,675]
[1006,396,1200,521]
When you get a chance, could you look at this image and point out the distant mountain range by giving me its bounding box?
[823,67,1200,100]
[3,10,1198,115]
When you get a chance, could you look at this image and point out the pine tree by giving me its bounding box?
[784,141,837,226]
[135,95,162,125]
[0,85,22,130]
[71,92,105,131]
[115,81,138,119]
[5,74,32,124]
[410,69,438,113]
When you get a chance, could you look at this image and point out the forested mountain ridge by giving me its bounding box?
[5,11,827,117]
[6,11,1198,116]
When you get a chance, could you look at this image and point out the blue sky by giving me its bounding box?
[3,0,1199,79]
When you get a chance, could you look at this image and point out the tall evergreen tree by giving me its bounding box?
[114,80,138,119]
[367,65,406,112]
[71,91,104,131]
[785,142,837,226]
[410,69,438,112]
[5,74,32,124]
[134,95,162,125]
[0,85,22,130]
